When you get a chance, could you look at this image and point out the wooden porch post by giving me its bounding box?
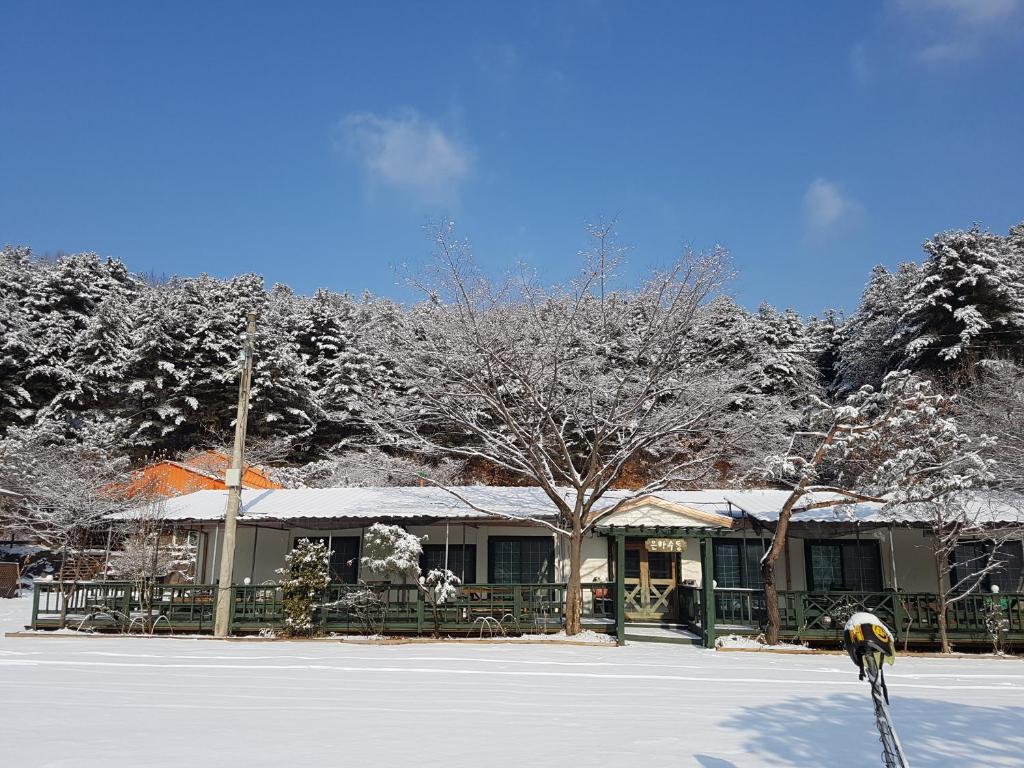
[701,537,716,649]
[615,534,626,646]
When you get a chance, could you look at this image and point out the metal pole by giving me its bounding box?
[214,312,256,637]
[864,654,910,768]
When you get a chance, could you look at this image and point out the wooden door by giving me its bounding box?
[623,541,678,621]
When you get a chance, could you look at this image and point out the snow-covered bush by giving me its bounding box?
[277,538,331,636]
[360,523,423,580]
[360,523,463,636]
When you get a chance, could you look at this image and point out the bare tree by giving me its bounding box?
[0,421,131,626]
[759,373,994,645]
[364,223,757,634]
[903,495,1020,652]
[106,501,197,631]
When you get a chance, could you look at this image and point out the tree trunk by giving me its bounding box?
[935,596,952,654]
[761,560,781,646]
[933,549,952,653]
[761,495,799,646]
[564,525,584,636]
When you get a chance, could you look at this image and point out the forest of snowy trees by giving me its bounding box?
[1,218,1023,491]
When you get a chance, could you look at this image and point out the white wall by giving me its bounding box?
[198,520,943,593]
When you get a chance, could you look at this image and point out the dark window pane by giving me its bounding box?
[742,540,766,590]
[713,541,742,588]
[951,542,987,593]
[991,540,1024,593]
[648,552,674,580]
[844,541,882,591]
[714,539,766,589]
[807,540,882,592]
[421,544,477,584]
[951,540,1024,594]
[624,549,641,579]
[809,544,843,591]
[292,536,359,583]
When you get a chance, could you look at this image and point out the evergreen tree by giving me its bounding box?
[895,226,1024,374]
[121,284,191,455]
[0,247,36,428]
[833,263,920,393]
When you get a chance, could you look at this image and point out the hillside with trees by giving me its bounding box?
[1,218,1023,492]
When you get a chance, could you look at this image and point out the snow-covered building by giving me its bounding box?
[31,486,1024,648]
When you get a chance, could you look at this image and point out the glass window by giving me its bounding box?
[294,536,360,583]
[806,540,882,592]
[420,544,477,584]
[488,537,555,584]
[647,552,674,580]
[951,539,1024,594]
[713,539,766,589]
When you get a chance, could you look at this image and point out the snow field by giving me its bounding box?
[1,595,1022,767]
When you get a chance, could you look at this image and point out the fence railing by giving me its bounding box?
[29,580,617,636]
[681,586,1024,644]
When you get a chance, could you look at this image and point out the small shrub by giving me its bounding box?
[278,539,331,637]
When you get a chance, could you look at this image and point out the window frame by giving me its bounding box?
[487,535,556,584]
[291,535,361,584]
[712,537,767,590]
[949,538,1024,594]
[803,538,883,592]
[420,543,477,584]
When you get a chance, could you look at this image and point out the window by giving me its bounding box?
[420,544,477,584]
[294,536,360,583]
[712,538,767,589]
[488,537,555,584]
[805,540,882,592]
[950,540,1024,594]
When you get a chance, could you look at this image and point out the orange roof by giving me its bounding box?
[120,450,282,500]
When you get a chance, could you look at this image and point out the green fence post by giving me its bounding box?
[31,582,41,630]
[513,585,523,625]
[793,592,805,640]
[615,535,626,646]
[701,538,716,649]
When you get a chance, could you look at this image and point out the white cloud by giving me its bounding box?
[336,110,473,203]
[803,179,865,240]
[892,0,1021,63]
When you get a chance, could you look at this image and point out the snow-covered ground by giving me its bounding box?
[2,594,1022,768]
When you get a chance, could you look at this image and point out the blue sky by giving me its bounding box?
[1,1,1022,315]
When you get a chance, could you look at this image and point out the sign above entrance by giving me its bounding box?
[645,538,687,553]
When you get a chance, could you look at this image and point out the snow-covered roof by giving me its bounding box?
[725,490,1024,525]
[120,486,567,523]
[121,486,742,525]
[116,486,1024,528]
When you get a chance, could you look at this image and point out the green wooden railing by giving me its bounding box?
[681,586,1024,646]
[28,580,617,636]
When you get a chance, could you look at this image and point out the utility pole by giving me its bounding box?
[214,312,256,637]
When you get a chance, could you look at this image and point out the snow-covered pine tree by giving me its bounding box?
[895,226,1024,374]
[21,253,139,420]
[277,538,332,636]
[0,247,36,429]
[806,309,842,391]
[120,283,192,456]
[292,288,377,446]
[173,274,261,441]
[833,263,921,393]
[248,284,320,444]
[48,290,133,419]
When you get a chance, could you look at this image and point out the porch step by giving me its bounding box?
[623,622,702,645]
